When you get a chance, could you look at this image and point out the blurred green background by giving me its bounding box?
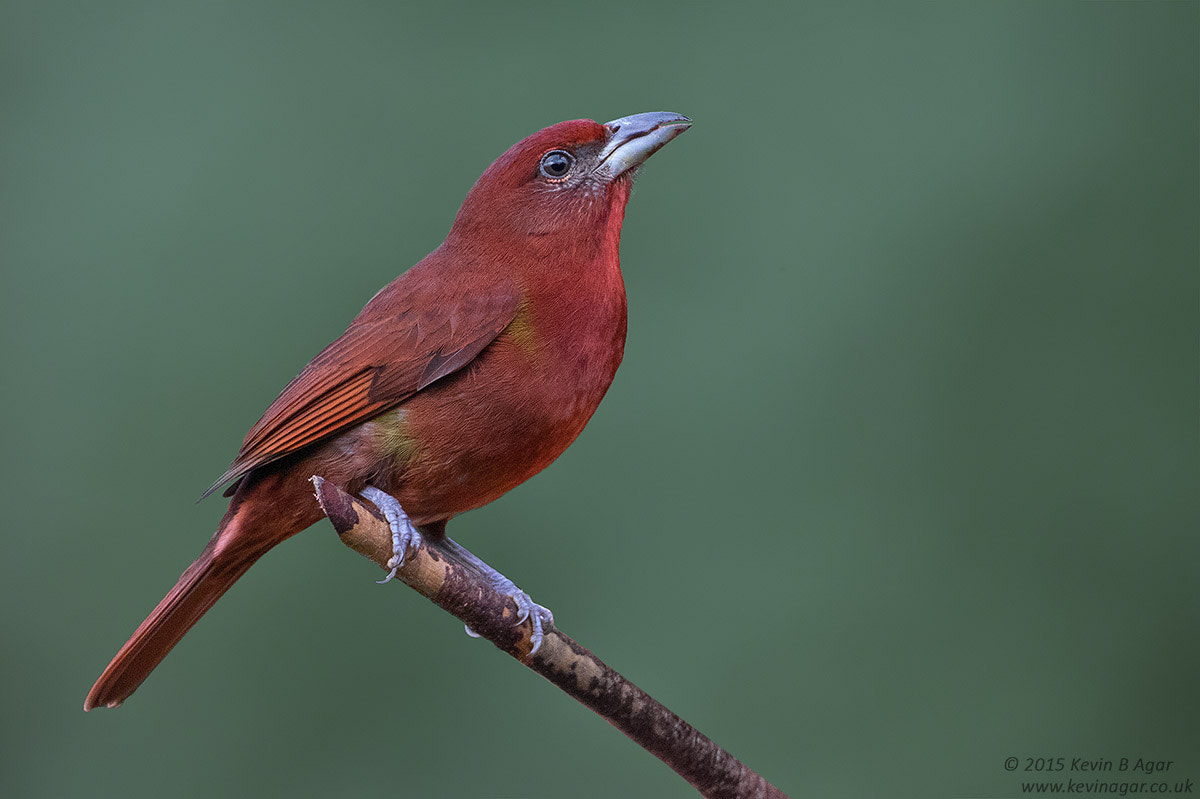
[2,2,1196,797]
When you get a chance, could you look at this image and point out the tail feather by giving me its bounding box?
[86,463,327,711]
[84,538,266,711]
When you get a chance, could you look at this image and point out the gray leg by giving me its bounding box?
[360,486,424,584]
[438,536,554,655]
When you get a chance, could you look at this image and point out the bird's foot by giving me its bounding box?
[360,486,423,584]
[463,576,555,654]
[441,537,554,655]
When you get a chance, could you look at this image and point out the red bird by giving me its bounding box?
[84,112,691,710]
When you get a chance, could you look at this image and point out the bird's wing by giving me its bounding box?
[202,276,522,499]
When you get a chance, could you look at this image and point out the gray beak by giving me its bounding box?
[596,112,692,178]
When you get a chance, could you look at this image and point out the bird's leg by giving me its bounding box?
[360,486,423,585]
[435,537,554,656]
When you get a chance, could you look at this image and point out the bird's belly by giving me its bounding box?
[366,332,622,524]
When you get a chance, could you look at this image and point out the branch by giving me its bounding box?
[310,476,788,799]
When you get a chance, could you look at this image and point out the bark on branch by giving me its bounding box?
[310,476,788,799]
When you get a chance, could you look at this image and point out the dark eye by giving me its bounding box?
[539,150,574,180]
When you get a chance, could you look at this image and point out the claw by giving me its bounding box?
[436,536,555,655]
[490,581,551,654]
[360,486,423,585]
[526,603,554,655]
[482,573,552,652]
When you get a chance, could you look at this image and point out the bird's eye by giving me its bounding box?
[539,150,574,180]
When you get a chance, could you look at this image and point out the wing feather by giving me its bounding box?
[202,273,521,499]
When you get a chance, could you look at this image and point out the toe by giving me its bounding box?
[529,613,544,655]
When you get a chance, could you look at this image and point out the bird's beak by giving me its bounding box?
[596,112,692,179]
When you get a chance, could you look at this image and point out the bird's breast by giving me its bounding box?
[384,276,627,522]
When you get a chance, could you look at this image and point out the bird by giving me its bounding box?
[84,111,691,711]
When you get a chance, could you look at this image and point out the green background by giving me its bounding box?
[2,2,1196,797]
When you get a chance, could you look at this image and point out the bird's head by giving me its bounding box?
[448,112,691,244]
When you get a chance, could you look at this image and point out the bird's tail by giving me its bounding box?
[83,480,310,711]
[83,536,264,711]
